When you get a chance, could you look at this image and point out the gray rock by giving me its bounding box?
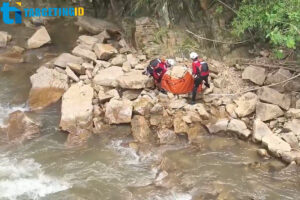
[122,90,141,100]
[0,31,11,47]
[157,129,178,144]
[227,119,251,138]
[234,92,258,117]
[281,132,299,148]
[131,115,154,143]
[242,66,266,85]
[65,67,79,82]
[76,16,120,34]
[117,70,153,89]
[67,63,85,75]
[77,35,99,50]
[93,66,124,87]
[257,87,291,110]
[261,134,291,157]
[253,119,273,142]
[207,119,229,134]
[133,97,153,116]
[93,43,118,60]
[54,53,84,68]
[105,99,133,124]
[111,54,126,66]
[72,45,97,61]
[284,119,300,136]
[126,54,139,67]
[296,99,300,109]
[256,102,284,121]
[27,26,51,49]
[286,108,300,119]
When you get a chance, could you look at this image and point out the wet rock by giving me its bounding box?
[257,87,291,110]
[66,129,91,147]
[234,92,258,117]
[65,67,79,82]
[111,54,126,66]
[281,151,300,164]
[54,53,84,68]
[5,111,40,142]
[261,134,291,157]
[105,99,133,124]
[29,66,68,110]
[227,119,251,138]
[157,129,178,144]
[187,123,208,143]
[76,16,120,35]
[27,26,51,49]
[257,149,270,158]
[0,31,12,47]
[93,43,118,60]
[256,102,284,121]
[242,66,266,85]
[131,115,154,143]
[133,97,153,116]
[0,46,24,64]
[253,119,273,142]
[67,63,85,75]
[122,90,141,100]
[207,119,229,134]
[93,66,124,87]
[72,45,97,61]
[281,132,299,148]
[60,83,94,133]
[77,35,99,50]
[286,108,300,119]
[118,70,153,89]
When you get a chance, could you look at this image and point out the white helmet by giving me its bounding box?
[166,59,175,66]
[190,52,198,60]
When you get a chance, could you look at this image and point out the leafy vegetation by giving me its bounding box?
[232,0,300,50]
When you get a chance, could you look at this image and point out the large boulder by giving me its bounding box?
[54,53,84,68]
[4,111,40,142]
[256,102,284,121]
[29,67,68,110]
[131,115,154,143]
[257,87,291,110]
[262,134,291,157]
[72,45,97,61]
[0,31,11,47]
[227,119,251,138]
[253,119,273,142]
[242,66,266,85]
[93,66,124,87]
[60,83,94,133]
[265,69,300,92]
[105,99,133,124]
[117,70,153,89]
[27,26,51,49]
[234,92,258,117]
[77,35,99,50]
[76,16,121,35]
[285,119,300,136]
[93,43,118,60]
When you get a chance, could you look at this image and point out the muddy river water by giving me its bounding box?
[0,19,300,200]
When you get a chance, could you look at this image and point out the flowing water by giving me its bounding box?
[1,19,300,200]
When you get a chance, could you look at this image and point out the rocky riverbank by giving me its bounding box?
[1,16,300,168]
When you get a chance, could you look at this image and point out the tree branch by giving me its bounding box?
[186,29,248,45]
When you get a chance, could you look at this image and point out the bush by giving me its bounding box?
[232,0,300,50]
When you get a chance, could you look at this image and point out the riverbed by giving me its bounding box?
[1,19,300,200]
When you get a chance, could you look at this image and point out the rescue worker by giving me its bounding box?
[145,58,175,92]
[190,52,210,104]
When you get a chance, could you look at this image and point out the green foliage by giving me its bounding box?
[215,5,223,15]
[232,0,300,50]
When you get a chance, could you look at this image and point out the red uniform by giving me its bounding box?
[153,61,167,81]
[192,59,209,76]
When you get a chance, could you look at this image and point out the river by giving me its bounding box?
[1,19,300,200]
